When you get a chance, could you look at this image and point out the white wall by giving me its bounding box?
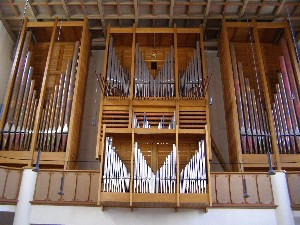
[29,205,277,225]
[0,21,14,115]
[0,205,15,213]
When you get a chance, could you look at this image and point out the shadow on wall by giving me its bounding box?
[77,50,104,171]
[0,212,14,225]
[205,50,229,172]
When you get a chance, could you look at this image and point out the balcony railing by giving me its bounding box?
[3,166,299,210]
[211,173,275,208]
[32,170,99,206]
[286,172,300,210]
[0,166,22,204]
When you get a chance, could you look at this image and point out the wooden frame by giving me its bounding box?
[0,18,90,170]
[211,172,275,208]
[96,25,211,209]
[32,169,99,206]
[219,19,300,171]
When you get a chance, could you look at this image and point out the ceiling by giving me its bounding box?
[0,0,300,49]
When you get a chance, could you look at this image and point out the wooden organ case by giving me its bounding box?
[219,19,300,172]
[96,26,212,209]
[0,18,90,169]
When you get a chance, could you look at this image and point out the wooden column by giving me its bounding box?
[176,125,179,207]
[252,21,281,170]
[205,125,212,206]
[95,25,111,159]
[174,24,179,100]
[129,24,136,101]
[129,129,134,207]
[128,25,136,129]
[97,124,106,206]
[29,18,58,167]
[0,18,28,132]
[219,19,243,172]
[65,17,90,170]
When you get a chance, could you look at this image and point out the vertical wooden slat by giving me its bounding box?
[130,128,134,207]
[97,124,106,205]
[244,174,259,204]
[129,24,136,101]
[229,174,244,204]
[128,24,136,132]
[215,174,230,204]
[205,125,212,206]
[75,172,90,202]
[257,174,273,204]
[34,171,51,201]
[176,125,179,207]
[89,172,99,203]
[3,170,21,200]
[287,173,300,205]
[29,18,58,166]
[174,24,179,99]
[0,168,8,198]
[151,142,157,171]
[48,171,63,201]
[210,174,217,204]
[62,172,77,202]
[46,171,52,201]
[252,20,281,169]
[0,18,28,131]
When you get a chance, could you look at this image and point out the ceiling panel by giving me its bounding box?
[0,0,298,50]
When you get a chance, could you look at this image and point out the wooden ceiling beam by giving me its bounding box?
[257,0,266,17]
[292,5,300,16]
[169,0,174,27]
[6,13,300,21]
[239,0,249,17]
[203,0,212,31]
[116,0,122,27]
[223,0,228,16]
[80,0,86,16]
[97,0,106,37]
[274,0,285,16]
[61,0,70,20]
[45,0,52,17]
[187,0,191,16]
[134,0,138,26]
[0,7,16,41]
[27,0,37,21]
[8,0,19,17]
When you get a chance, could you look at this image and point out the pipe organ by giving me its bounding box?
[219,20,300,172]
[97,26,211,209]
[2,17,300,211]
[0,18,90,169]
